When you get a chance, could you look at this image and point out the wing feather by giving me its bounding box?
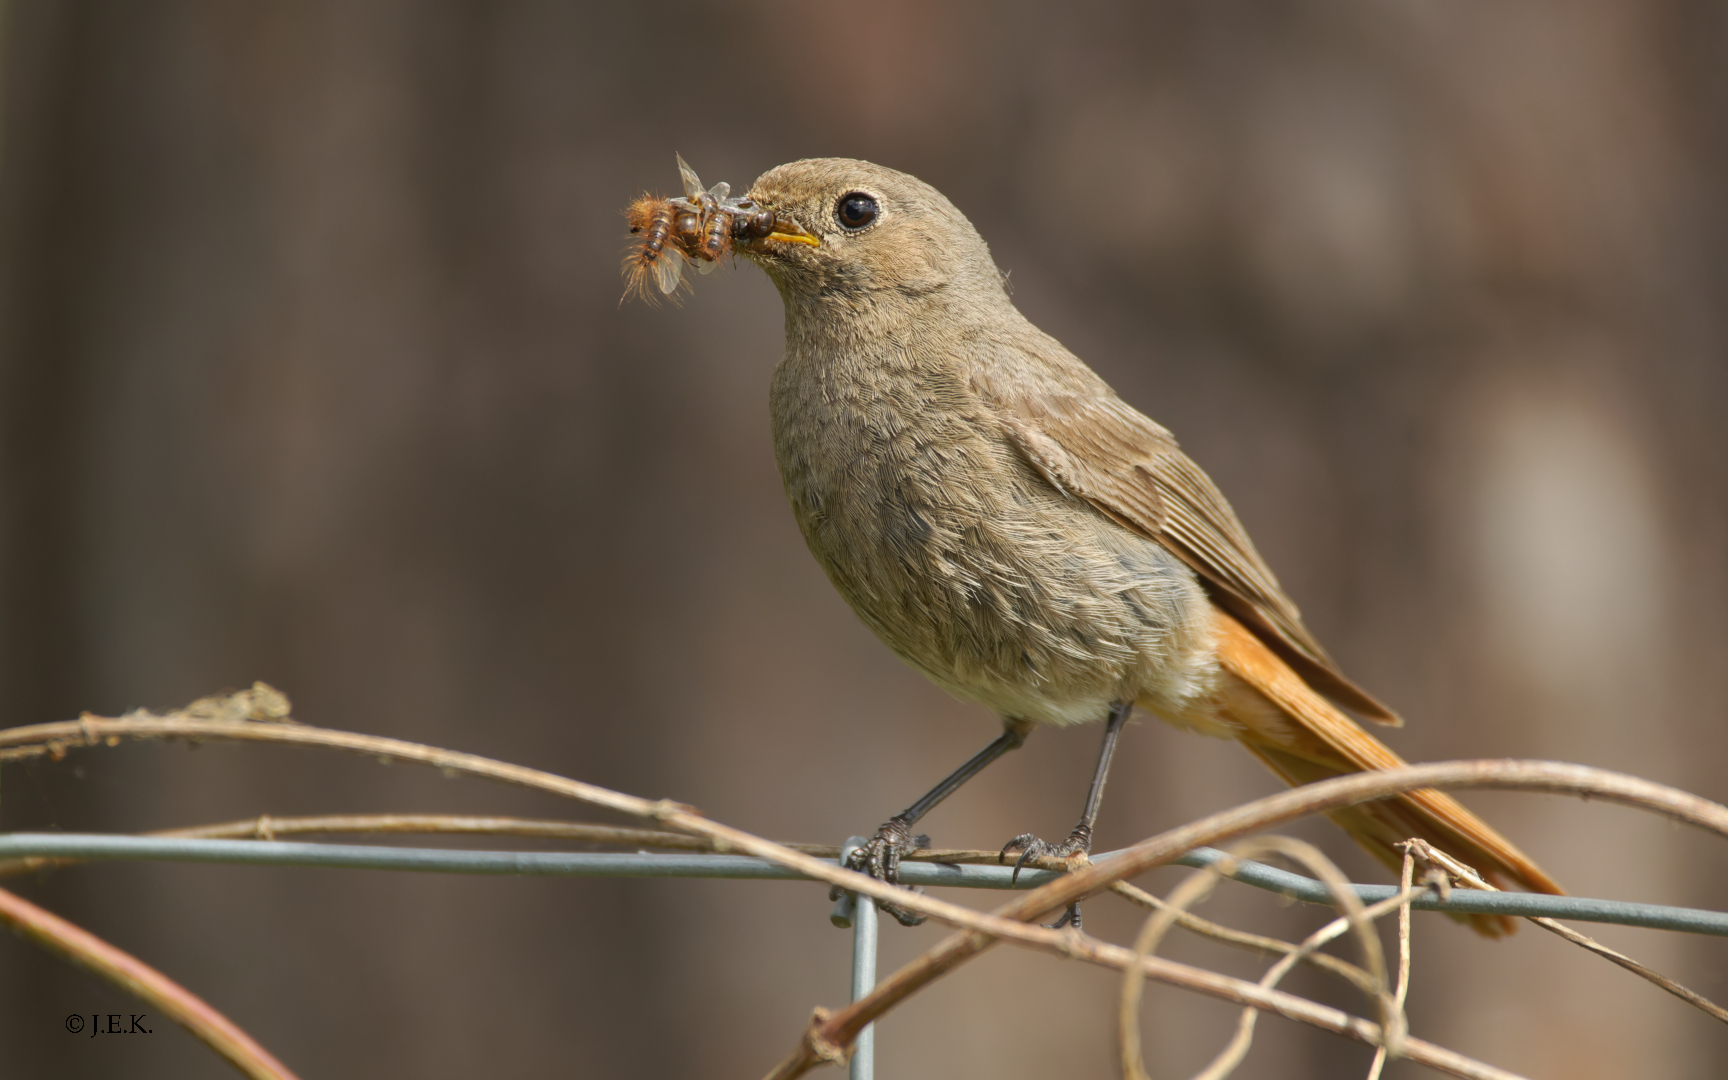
[994,389,1399,723]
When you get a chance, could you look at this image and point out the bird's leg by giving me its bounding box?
[835,718,1035,927]
[1000,700,1132,930]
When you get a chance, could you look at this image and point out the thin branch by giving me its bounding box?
[777,918,1525,1080]
[762,760,1728,1079]
[1366,846,1419,1080]
[1107,880,1379,995]
[1195,890,1418,1080]
[1121,851,1232,1080]
[0,713,665,819]
[10,715,1726,940]
[158,813,758,847]
[1120,838,1412,1080]
[0,814,837,879]
[1229,836,1400,1052]
[1529,917,1728,1024]
[7,709,1724,1075]
[0,886,299,1080]
[1405,840,1728,1027]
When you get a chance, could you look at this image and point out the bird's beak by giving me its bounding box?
[742,205,820,249]
[768,221,820,247]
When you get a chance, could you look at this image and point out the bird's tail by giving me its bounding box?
[1204,611,1562,937]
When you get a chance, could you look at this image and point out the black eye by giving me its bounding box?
[836,192,878,230]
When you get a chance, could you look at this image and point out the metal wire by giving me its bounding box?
[7,830,1727,1080]
[840,838,878,1080]
[2,833,1722,937]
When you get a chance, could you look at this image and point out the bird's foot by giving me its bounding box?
[829,817,931,927]
[1000,824,1093,929]
[999,823,1094,881]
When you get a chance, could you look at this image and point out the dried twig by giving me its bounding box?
[157,813,754,847]
[0,813,834,880]
[1120,852,1235,1079]
[1406,840,1728,1026]
[0,886,300,1080]
[1530,919,1728,1024]
[1119,837,1412,1080]
[7,702,1726,1078]
[12,712,1724,940]
[1366,845,1419,1080]
[1108,879,1379,995]
[763,759,1728,1079]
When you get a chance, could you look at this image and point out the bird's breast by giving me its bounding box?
[769,343,1215,725]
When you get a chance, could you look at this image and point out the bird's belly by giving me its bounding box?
[783,447,1217,726]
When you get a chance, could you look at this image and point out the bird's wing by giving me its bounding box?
[994,389,1400,724]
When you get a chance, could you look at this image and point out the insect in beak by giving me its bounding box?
[622,154,819,303]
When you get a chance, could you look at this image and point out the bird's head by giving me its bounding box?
[737,158,1008,317]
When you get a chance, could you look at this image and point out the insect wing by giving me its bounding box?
[676,153,705,201]
[653,250,684,294]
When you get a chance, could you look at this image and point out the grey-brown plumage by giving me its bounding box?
[734,158,1558,933]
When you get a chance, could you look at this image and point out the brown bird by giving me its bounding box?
[718,157,1560,933]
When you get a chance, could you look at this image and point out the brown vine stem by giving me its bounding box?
[1119,837,1409,1080]
[1366,847,1420,1080]
[0,818,1035,879]
[0,714,660,815]
[1404,838,1728,1027]
[760,760,1728,1080]
[794,930,1525,1080]
[0,712,1066,932]
[0,814,835,880]
[0,712,1108,934]
[1107,880,1377,995]
[150,814,835,856]
[6,714,1725,1078]
[0,886,300,1080]
[4,807,1376,1000]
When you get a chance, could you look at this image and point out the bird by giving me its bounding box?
[713,156,1560,933]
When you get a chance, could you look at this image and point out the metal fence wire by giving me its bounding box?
[2,829,1725,1080]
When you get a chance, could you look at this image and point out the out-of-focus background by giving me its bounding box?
[1,2,1725,1076]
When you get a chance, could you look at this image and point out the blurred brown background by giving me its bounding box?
[1,1,1725,1077]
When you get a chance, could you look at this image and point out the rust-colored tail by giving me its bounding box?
[1205,611,1562,937]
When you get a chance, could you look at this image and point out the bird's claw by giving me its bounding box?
[830,817,931,927]
[1000,825,1093,929]
[1047,902,1081,930]
[999,823,1093,883]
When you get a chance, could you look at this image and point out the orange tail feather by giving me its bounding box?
[1207,611,1562,937]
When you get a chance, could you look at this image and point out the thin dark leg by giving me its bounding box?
[1002,700,1134,929]
[840,719,1035,927]
[1067,698,1133,853]
[897,720,1033,827]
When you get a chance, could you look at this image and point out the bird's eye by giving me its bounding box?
[836,192,879,231]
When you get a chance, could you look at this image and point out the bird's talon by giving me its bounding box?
[1011,846,1040,885]
[843,818,930,926]
[1000,829,1093,885]
[1044,902,1082,930]
[998,832,1038,862]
